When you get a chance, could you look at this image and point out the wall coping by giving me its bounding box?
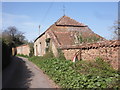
[60,40,120,50]
[16,44,30,48]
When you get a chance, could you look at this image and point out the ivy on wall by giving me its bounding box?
[77,35,100,43]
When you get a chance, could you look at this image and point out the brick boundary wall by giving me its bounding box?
[60,40,120,70]
[16,44,30,56]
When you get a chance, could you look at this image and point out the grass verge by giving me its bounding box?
[16,54,29,58]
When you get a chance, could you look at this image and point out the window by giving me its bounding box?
[45,38,51,47]
[45,38,51,53]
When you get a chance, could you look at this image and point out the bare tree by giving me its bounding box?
[111,20,120,40]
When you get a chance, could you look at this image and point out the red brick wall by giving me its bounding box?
[62,40,120,70]
[16,45,30,56]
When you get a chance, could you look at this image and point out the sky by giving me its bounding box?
[2,2,118,41]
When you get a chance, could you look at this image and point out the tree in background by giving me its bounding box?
[111,20,120,40]
[28,41,34,57]
[2,26,27,47]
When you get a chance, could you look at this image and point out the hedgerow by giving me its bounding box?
[29,54,120,88]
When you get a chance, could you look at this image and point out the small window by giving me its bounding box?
[45,38,51,46]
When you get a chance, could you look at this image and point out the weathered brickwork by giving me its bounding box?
[16,44,30,56]
[61,40,120,70]
[34,31,59,57]
[34,33,47,56]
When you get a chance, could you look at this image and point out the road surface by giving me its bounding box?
[2,56,59,88]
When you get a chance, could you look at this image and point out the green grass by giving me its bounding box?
[28,53,120,88]
[16,54,29,58]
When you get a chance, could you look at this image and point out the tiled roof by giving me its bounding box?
[55,15,86,27]
[60,40,120,49]
[34,15,105,47]
[53,32,75,46]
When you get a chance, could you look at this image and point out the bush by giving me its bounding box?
[29,56,120,88]
[57,48,66,60]
[73,58,116,77]
[28,42,34,57]
[2,39,12,69]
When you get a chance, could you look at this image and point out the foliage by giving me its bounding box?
[43,50,54,59]
[45,47,49,53]
[2,39,12,69]
[77,35,100,43]
[28,41,34,57]
[45,38,51,43]
[29,56,120,88]
[57,48,66,60]
[16,54,29,58]
[2,26,27,47]
[73,57,117,77]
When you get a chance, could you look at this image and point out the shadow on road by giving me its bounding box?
[2,56,34,88]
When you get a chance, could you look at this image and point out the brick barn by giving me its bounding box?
[34,15,104,57]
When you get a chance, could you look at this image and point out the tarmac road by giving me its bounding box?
[2,56,59,88]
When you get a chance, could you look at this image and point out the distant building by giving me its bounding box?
[16,44,30,56]
[34,15,104,57]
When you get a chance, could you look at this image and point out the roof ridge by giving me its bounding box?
[64,16,81,24]
[55,15,65,24]
[55,15,86,26]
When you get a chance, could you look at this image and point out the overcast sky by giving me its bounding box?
[2,2,118,41]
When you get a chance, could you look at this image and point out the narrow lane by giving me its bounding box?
[2,56,58,88]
